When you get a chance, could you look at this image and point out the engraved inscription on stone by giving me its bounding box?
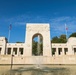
[27,26,49,31]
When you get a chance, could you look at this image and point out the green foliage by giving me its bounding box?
[32,41,38,55]
[16,42,23,43]
[59,35,67,43]
[39,38,43,54]
[69,32,76,37]
[32,40,43,56]
[51,36,59,43]
[51,34,67,43]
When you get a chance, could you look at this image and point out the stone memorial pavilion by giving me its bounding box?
[0,23,76,64]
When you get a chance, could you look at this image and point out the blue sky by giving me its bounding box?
[0,0,76,42]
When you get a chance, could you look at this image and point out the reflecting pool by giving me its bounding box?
[0,65,76,75]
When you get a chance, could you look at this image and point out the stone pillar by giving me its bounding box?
[42,27,52,56]
[5,48,7,55]
[0,37,7,55]
[67,44,73,55]
[62,47,64,55]
[55,47,58,56]
[17,48,19,56]
[11,48,13,55]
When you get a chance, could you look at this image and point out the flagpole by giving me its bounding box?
[8,24,12,42]
[6,25,10,55]
[65,24,68,40]
[8,29,10,42]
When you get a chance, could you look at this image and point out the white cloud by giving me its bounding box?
[2,15,76,37]
[50,17,76,30]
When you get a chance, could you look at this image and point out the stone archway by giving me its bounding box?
[32,33,43,56]
[25,23,52,56]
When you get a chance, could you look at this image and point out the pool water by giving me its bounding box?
[0,65,76,75]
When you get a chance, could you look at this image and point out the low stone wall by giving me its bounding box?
[51,55,76,64]
[0,55,11,64]
[0,55,76,65]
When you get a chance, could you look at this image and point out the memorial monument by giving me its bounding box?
[0,23,76,65]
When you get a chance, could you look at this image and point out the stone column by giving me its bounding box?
[62,47,64,55]
[5,48,7,55]
[11,48,13,55]
[55,47,58,56]
[17,47,19,56]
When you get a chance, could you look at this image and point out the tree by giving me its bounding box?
[51,34,67,43]
[16,41,23,43]
[32,40,43,56]
[32,40,38,55]
[69,32,76,38]
[59,34,67,43]
[51,36,59,43]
